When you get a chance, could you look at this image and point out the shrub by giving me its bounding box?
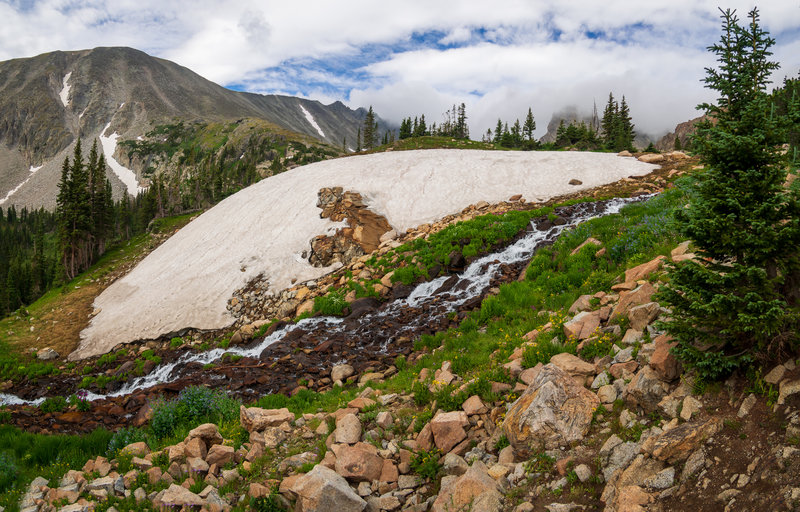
[149,386,241,439]
[0,451,18,492]
[250,495,286,512]
[39,395,68,413]
[313,290,348,316]
[149,398,182,439]
[107,426,147,457]
[410,448,441,480]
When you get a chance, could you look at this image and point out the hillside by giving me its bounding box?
[7,152,798,512]
[73,150,657,360]
[0,47,390,210]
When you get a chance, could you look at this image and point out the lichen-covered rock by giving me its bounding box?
[240,406,295,431]
[430,411,469,453]
[502,363,600,454]
[290,464,367,512]
[432,461,502,512]
[624,365,670,412]
[651,419,722,463]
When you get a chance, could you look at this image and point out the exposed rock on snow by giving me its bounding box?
[74,150,656,359]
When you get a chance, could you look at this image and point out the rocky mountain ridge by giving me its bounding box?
[0,47,390,210]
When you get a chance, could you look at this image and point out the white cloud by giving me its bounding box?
[0,1,797,137]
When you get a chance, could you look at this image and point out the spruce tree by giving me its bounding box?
[601,93,617,147]
[659,8,800,379]
[494,119,503,144]
[523,107,536,142]
[362,106,376,150]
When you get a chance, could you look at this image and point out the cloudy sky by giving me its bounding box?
[2,1,799,139]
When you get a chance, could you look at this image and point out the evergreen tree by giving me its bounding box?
[601,92,617,147]
[659,8,800,379]
[356,127,362,152]
[494,119,503,144]
[362,106,377,150]
[399,118,411,139]
[523,107,536,142]
[615,96,635,151]
[416,114,427,137]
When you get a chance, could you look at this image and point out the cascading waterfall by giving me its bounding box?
[0,195,650,407]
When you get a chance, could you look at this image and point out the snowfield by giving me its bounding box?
[99,122,146,196]
[0,165,43,206]
[299,105,326,138]
[73,150,656,359]
[59,72,72,107]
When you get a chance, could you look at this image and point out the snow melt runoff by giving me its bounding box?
[73,150,657,360]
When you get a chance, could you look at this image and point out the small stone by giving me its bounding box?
[574,464,592,483]
[737,394,757,418]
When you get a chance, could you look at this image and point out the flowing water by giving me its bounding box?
[0,195,650,407]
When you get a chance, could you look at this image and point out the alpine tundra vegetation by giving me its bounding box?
[0,4,799,512]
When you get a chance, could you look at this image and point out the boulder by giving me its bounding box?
[159,484,204,507]
[563,311,601,340]
[568,294,593,313]
[550,353,595,379]
[335,413,362,445]
[649,335,679,381]
[462,395,487,416]
[120,442,150,457]
[333,442,384,482]
[627,302,661,331]
[36,347,59,360]
[184,437,207,460]
[240,406,295,431]
[651,419,722,463]
[432,461,502,512]
[610,283,656,322]
[638,153,665,163]
[331,364,355,383]
[502,363,600,453]
[206,444,234,467]
[430,411,469,453]
[624,365,670,412]
[624,256,665,282]
[186,423,222,447]
[291,464,367,511]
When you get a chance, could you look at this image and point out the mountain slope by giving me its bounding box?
[74,150,657,359]
[0,47,389,210]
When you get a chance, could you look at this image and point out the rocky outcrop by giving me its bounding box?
[503,363,600,453]
[308,188,393,268]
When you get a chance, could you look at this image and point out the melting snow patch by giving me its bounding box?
[299,104,325,138]
[0,165,43,206]
[59,72,72,107]
[75,149,657,359]
[99,123,145,196]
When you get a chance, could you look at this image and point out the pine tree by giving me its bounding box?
[416,114,427,137]
[494,119,503,144]
[616,96,635,151]
[659,8,800,379]
[523,107,536,141]
[356,127,362,152]
[601,93,617,148]
[362,106,376,150]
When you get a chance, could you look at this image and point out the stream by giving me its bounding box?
[0,194,651,407]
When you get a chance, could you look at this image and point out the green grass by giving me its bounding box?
[0,425,112,510]
[0,177,693,509]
